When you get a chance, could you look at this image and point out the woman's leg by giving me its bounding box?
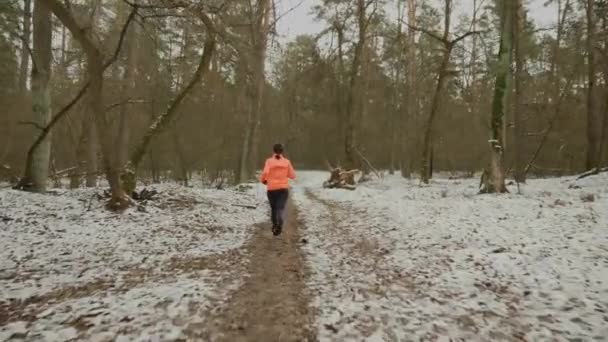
[276,189,289,228]
[267,191,278,227]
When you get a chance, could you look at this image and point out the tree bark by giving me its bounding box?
[420,49,450,184]
[19,0,32,93]
[84,91,98,187]
[402,0,416,178]
[23,0,52,192]
[482,0,512,194]
[344,0,368,169]
[117,7,138,168]
[585,0,600,170]
[513,0,525,183]
[420,0,452,184]
[236,0,272,183]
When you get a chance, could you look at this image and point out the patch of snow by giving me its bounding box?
[295,171,608,341]
[0,182,267,339]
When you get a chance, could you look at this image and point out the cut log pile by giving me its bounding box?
[323,168,360,190]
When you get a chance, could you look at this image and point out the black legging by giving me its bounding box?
[267,189,288,227]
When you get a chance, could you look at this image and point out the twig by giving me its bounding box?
[355,148,381,179]
[105,99,149,112]
[18,121,46,131]
[232,203,257,209]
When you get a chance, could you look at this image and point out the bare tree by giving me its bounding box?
[481,0,512,193]
[412,0,479,184]
[39,0,137,209]
[344,0,373,169]
[239,0,273,182]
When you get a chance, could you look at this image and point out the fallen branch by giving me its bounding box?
[355,148,381,180]
[323,168,360,190]
[577,167,608,180]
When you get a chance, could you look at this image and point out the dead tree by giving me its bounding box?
[408,0,480,184]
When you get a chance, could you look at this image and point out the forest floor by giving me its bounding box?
[1,171,607,341]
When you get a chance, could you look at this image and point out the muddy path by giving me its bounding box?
[199,198,317,342]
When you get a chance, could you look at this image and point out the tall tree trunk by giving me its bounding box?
[420,0,451,184]
[22,0,52,192]
[585,0,600,170]
[19,0,32,93]
[117,10,138,168]
[420,50,450,184]
[513,0,525,182]
[171,130,189,186]
[336,25,346,161]
[402,0,416,178]
[598,90,608,169]
[84,103,98,187]
[399,0,418,178]
[482,0,512,194]
[88,51,129,208]
[247,48,266,179]
[344,0,367,169]
[237,0,271,183]
[237,80,252,183]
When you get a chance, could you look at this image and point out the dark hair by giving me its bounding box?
[273,143,284,158]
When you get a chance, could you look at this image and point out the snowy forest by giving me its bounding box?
[0,0,607,341]
[0,0,606,198]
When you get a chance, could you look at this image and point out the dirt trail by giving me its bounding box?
[200,198,317,342]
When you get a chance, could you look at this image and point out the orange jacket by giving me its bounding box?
[260,154,296,191]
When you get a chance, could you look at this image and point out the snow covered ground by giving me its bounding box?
[0,183,267,341]
[294,171,608,341]
[1,172,607,341]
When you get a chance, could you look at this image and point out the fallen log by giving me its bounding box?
[323,168,359,190]
[577,167,608,180]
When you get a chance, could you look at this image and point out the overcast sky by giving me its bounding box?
[274,0,559,43]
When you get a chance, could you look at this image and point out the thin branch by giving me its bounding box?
[402,21,446,44]
[452,30,483,45]
[106,99,149,112]
[18,121,45,131]
[268,0,304,30]
[103,6,138,69]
